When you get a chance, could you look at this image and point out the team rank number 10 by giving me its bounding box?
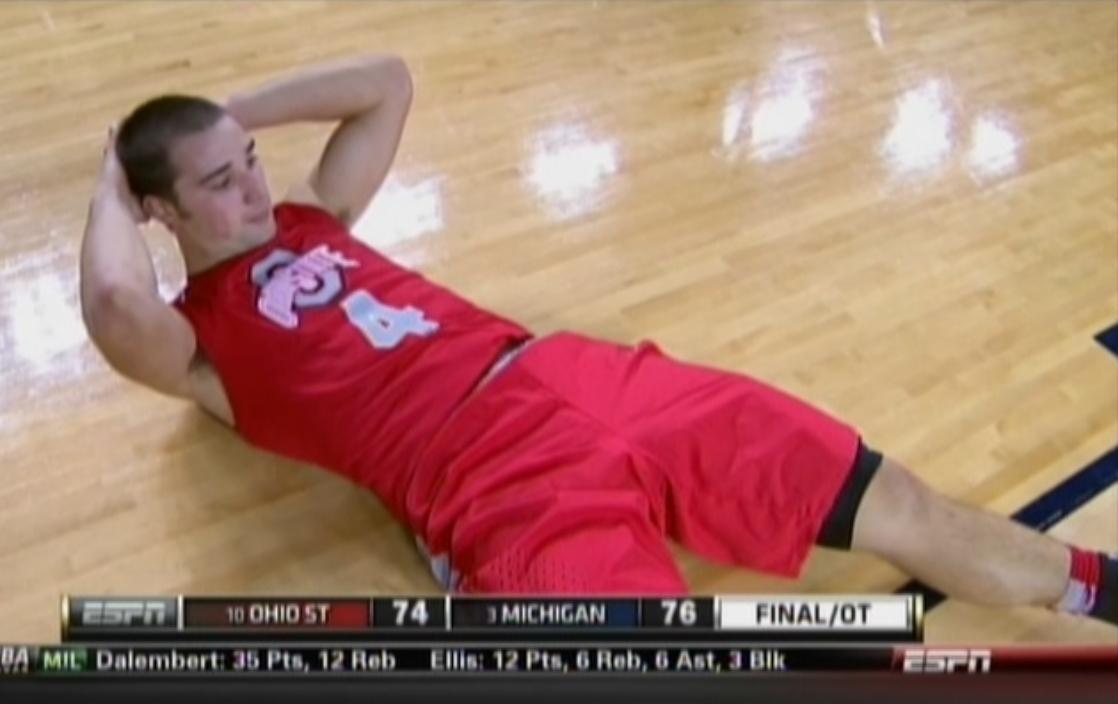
[225,599,432,627]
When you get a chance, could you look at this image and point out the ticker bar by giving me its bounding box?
[3,644,1116,677]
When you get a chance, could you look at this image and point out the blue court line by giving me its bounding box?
[896,322,1118,611]
[1096,323,1118,358]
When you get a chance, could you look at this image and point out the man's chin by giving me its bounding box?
[238,218,276,247]
[252,211,276,232]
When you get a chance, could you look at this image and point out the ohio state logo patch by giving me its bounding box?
[250,245,358,328]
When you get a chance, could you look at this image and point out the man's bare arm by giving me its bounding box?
[79,131,198,398]
[224,54,414,226]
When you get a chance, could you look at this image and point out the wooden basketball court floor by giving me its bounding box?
[0,1,1115,645]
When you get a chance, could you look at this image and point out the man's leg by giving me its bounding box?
[510,334,1117,622]
[838,451,1116,624]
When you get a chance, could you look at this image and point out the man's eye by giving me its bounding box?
[214,177,232,190]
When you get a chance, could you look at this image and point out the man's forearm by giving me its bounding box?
[79,187,158,309]
[78,188,197,396]
[225,54,411,132]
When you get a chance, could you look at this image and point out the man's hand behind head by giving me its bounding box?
[101,126,149,225]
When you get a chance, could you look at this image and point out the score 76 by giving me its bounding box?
[661,599,697,626]
[646,598,714,629]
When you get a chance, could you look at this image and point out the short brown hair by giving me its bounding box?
[116,95,226,203]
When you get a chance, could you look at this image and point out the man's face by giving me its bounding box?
[156,115,276,250]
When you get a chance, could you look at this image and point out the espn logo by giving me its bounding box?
[65,597,179,635]
[901,648,992,673]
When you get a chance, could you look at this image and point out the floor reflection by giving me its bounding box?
[525,121,619,221]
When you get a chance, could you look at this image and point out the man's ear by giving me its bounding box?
[143,195,179,230]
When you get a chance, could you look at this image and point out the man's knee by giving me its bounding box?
[815,441,940,554]
[848,455,938,555]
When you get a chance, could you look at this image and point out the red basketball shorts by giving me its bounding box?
[411,332,862,594]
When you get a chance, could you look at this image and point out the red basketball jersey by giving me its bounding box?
[174,202,532,530]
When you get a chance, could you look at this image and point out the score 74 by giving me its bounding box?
[392,599,430,627]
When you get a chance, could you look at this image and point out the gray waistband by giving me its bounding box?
[415,536,461,592]
[476,338,533,391]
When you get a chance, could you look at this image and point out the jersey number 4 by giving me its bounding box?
[341,290,439,349]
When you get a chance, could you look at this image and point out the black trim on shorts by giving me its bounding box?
[816,441,884,550]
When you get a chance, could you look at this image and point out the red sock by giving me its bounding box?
[1057,547,1101,614]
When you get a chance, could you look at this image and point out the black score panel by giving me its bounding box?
[370,598,448,630]
[640,598,716,630]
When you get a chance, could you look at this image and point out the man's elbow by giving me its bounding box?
[393,57,414,98]
[365,54,413,104]
[79,288,192,398]
[80,284,166,375]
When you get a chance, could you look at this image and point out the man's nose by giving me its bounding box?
[242,175,264,206]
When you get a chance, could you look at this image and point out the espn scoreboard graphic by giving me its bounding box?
[59,594,921,640]
[0,594,1111,678]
